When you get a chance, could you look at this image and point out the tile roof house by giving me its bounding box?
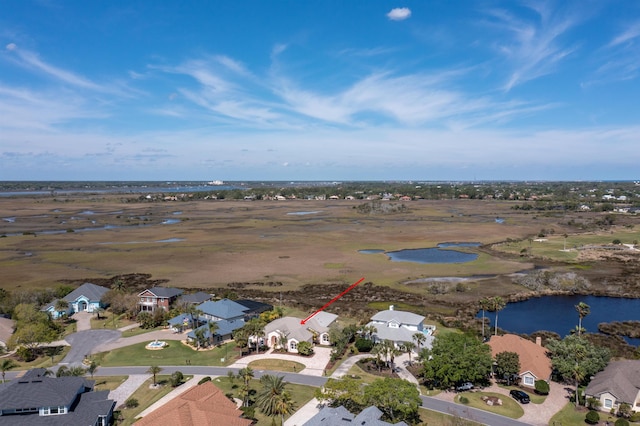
[0,368,115,425]
[487,334,552,388]
[138,287,183,312]
[264,311,338,353]
[42,283,110,319]
[303,405,408,426]
[585,360,640,414]
[367,305,435,349]
[135,380,252,426]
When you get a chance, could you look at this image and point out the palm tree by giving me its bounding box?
[401,341,416,365]
[147,365,162,386]
[1,359,17,383]
[207,320,219,347]
[274,391,296,425]
[238,367,254,407]
[256,374,295,425]
[479,297,491,339]
[575,302,590,336]
[87,361,98,378]
[412,332,426,352]
[488,296,506,336]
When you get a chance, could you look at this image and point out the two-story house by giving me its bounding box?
[0,368,115,425]
[367,305,435,349]
[138,287,183,312]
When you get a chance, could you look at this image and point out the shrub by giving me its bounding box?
[585,410,600,425]
[354,337,374,353]
[459,396,469,404]
[613,239,622,245]
[614,419,629,426]
[240,406,256,420]
[124,398,139,409]
[297,341,314,356]
[170,371,184,387]
[534,379,550,395]
[629,412,640,422]
[198,376,212,385]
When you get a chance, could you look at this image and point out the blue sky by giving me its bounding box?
[1,1,639,181]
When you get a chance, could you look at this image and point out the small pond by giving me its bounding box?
[287,211,321,216]
[161,219,181,225]
[359,249,385,254]
[480,295,640,346]
[386,248,478,264]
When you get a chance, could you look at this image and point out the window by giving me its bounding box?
[524,376,534,386]
[604,398,613,409]
[289,341,297,351]
[322,334,329,344]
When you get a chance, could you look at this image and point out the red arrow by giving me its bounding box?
[301,277,365,325]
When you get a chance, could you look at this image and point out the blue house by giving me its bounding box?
[43,283,109,319]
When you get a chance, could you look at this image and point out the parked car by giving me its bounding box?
[456,382,474,392]
[510,389,530,404]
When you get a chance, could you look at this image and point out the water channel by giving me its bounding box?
[480,295,640,346]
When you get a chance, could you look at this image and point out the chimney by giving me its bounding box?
[536,336,542,346]
[389,305,394,311]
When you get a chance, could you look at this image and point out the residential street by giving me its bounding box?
[2,324,566,426]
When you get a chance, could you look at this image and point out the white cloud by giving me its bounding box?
[5,43,16,51]
[608,21,640,47]
[485,4,580,91]
[387,8,411,21]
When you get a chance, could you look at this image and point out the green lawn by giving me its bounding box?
[212,376,317,425]
[456,391,524,419]
[120,325,164,338]
[419,407,483,426]
[92,375,128,391]
[92,341,239,367]
[248,359,305,373]
[90,313,136,330]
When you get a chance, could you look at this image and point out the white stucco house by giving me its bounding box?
[264,311,338,353]
[43,283,110,319]
[585,360,640,414]
[367,305,435,350]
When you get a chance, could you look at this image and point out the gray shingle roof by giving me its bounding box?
[0,370,114,426]
[585,360,640,404]
[0,376,89,410]
[303,405,409,425]
[63,282,109,303]
[178,291,211,304]
[370,309,425,327]
[142,286,183,298]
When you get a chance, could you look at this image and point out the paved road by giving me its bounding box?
[421,396,532,426]
[61,329,121,365]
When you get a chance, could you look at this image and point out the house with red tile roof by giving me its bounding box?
[135,381,252,426]
[487,334,552,388]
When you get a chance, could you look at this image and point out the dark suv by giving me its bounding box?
[509,389,530,404]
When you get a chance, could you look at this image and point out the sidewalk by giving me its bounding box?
[108,374,151,407]
[285,398,323,426]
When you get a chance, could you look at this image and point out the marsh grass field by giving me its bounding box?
[1,195,639,316]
